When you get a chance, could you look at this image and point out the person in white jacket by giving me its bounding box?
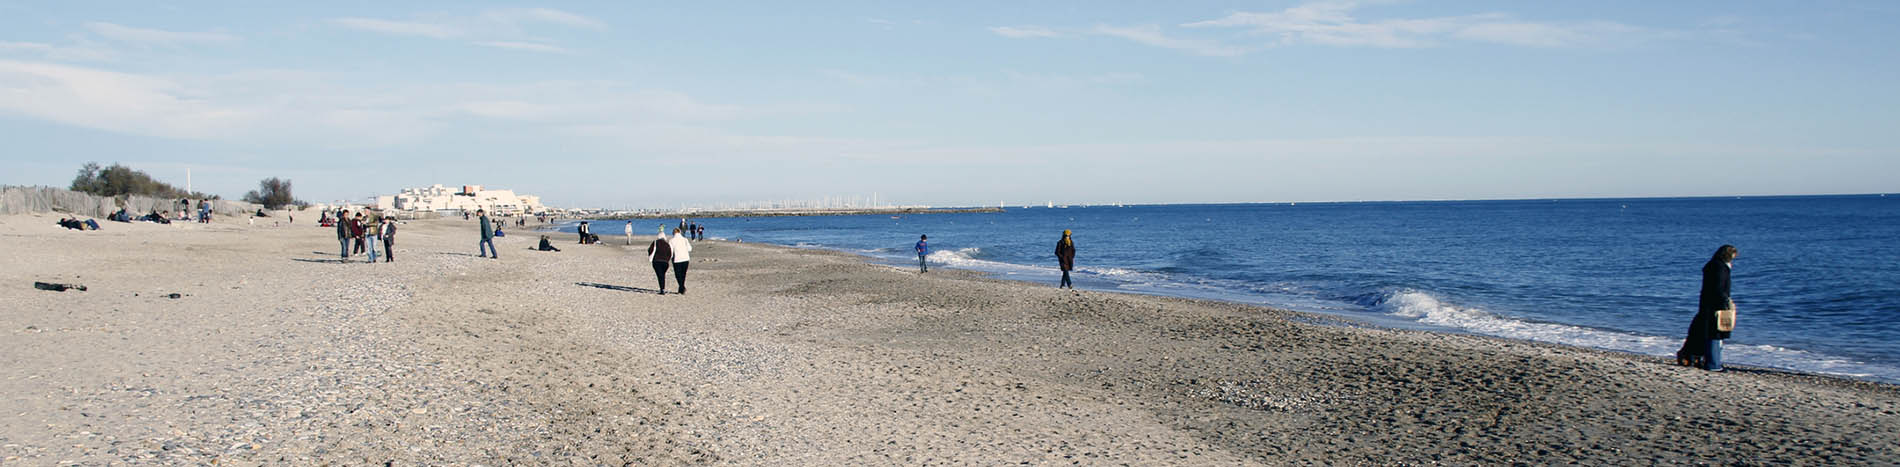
[668,227,693,294]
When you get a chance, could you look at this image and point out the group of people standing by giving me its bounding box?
[679,219,706,241]
[333,208,396,263]
[180,198,213,223]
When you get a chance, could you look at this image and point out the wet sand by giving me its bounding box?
[2,213,1896,464]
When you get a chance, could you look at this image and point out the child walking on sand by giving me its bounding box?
[915,234,929,273]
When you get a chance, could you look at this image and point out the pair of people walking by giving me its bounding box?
[647,227,693,295]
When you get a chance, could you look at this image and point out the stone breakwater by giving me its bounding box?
[1,214,1897,464]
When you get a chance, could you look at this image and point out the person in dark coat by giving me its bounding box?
[379,217,397,262]
[647,227,674,294]
[335,209,352,261]
[1677,245,1738,371]
[1055,230,1076,289]
[350,213,367,255]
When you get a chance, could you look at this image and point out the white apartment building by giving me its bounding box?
[388,184,547,215]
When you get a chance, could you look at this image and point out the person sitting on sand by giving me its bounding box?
[1055,230,1076,289]
[647,227,674,295]
[1677,245,1738,371]
[537,235,561,252]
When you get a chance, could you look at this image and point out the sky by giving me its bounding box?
[1,1,1896,208]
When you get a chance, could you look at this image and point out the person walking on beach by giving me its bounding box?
[477,209,498,259]
[334,209,352,261]
[625,221,634,245]
[1055,230,1076,289]
[669,227,693,294]
[380,217,396,263]
[647,227,674,294]
[1676,245,1738,371]
[915,234,929,273]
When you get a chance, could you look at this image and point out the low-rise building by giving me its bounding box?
[389,184,548,215]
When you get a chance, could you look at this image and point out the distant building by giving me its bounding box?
[388,184,547,215]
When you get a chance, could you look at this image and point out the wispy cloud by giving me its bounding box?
[332,8,604,54]
[1005,1,1675,56]
[989,26,1064,38]
[332,17,459,39]
[0,58,752,148]
[83,22,240,45]
[1092,25,1249,57]
[484,7,606,30]
[474,41,574,55]
[1183,0,1664,49]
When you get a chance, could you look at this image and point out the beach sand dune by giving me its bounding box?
[2,213,1895,464]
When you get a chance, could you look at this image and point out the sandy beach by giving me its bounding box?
[2,213,1897,465]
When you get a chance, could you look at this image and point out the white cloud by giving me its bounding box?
[1091,25,1248,57]
[0,59,257,140]
[332,8,604,52]
[0,58,755,150]
[1182,0,1661,49]
[332,17,460,39]
[474,41,574,55]
[84,22,239,45]
[990,26,1064,38]
[484,7,607,30]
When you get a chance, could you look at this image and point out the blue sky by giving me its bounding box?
[1,1,1895,208]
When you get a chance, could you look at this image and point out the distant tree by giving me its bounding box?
[69,162,214,199]
[242,177,299,209]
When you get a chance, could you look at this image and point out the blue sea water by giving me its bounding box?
[578,195,1900,384]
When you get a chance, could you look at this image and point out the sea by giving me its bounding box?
[571,195,1900,384]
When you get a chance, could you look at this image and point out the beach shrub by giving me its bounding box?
[69,162,215,199]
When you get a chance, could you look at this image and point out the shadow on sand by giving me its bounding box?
[291,258,355,264]
[576,282,662,294]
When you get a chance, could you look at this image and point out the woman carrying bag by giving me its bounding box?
[1676,245,1738,371]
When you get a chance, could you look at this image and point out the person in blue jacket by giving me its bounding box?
[915,234,929,273]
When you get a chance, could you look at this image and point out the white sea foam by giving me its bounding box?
[1370,290,1898,383]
